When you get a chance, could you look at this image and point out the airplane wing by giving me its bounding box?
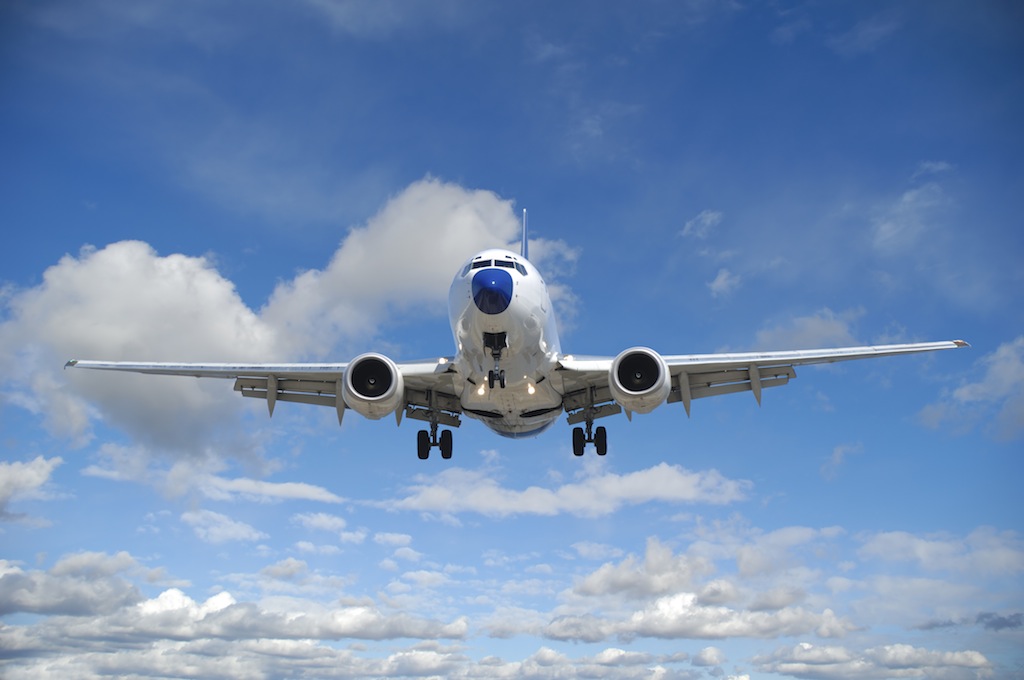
[556,340,969,421]
[65,357,462,426]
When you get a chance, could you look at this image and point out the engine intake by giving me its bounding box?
[342,353,404,419]
[609,347,670,414]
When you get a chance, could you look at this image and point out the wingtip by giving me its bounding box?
[953,339,970,348]
[64,360,78,370]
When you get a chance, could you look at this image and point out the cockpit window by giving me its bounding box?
[463,258,527,277]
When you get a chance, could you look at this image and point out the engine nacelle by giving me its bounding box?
[608,347,671,414]
[341,353,404,420]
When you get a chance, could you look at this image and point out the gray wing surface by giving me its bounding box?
[65,358,461,424]
[557,340,968,418]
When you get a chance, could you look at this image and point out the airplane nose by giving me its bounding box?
[472,268,513,315]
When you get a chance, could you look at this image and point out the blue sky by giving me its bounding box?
[1,1,1022,678]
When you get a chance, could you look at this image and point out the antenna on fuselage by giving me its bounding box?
[521,209,528,259]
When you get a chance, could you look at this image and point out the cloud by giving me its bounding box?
[180,509,268,544]
[682,210,724,239]
[912,160,955,179]
[757,642,990,679]
[820,443,862,480]
[200,476,345,504]
[543,530,854,644]
[572,541,625,561]
[261,557,309,581]
[0,240,280,450]
[872,182,949,255]
[571,537,713,599]
[292,511,348,532]
[302,0,471,37]
[858,526,1024,576]
[735,526,845,578]
[976,611,1022,631]
[0,456,62,521]
[260,177,528,358]
[753,308,862,351]
[692,645,726,667]
[826,13,902,57]
[0,552,143,616]
[374,532,413,547]
[707,268,742,298]
[379,463,750,518]
[546,593,852,643]
[920,336,1024,440]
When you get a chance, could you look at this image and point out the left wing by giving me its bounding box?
[557,340,969,420]
[65,358,461,425]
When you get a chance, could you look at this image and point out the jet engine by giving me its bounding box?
[341,353,404,419]
[608,347,671,414]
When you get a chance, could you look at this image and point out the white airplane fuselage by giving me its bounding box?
[447,248,564,437]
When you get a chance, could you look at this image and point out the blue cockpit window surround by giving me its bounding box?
[472,267,514,315]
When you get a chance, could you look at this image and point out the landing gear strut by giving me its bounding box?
[572,421,607,456]
[417,421,453,460]
[484,332,507,390]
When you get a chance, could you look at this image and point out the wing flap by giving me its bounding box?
[237,388,336,409]
[675,366,796,401]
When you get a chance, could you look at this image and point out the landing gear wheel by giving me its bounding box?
[439,429,453,459]
[595,426,608,456]
[488,369,507,389]
[417,430,431,460]
[572,427,586,456]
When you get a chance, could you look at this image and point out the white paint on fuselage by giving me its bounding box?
[447,249,564,437]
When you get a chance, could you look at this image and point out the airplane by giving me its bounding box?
[66,212,968,459]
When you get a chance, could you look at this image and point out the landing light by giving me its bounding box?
[527,383,536,395]
[477,383,486,396]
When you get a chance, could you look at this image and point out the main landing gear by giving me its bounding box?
[417,421,453,460]
[572,422,608,456]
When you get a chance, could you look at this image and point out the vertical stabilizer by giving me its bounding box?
[521,209,529,259]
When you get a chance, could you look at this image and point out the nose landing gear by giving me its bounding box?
[484,332,508,390]
[488,369,506,389]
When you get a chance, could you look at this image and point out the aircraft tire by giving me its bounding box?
[440,430,453,459]
[417,430,431,460]
[572,427,585,456]
[595,426,608,456]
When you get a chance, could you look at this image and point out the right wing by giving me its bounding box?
[65,357,462,426]
[556,340,968,420]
